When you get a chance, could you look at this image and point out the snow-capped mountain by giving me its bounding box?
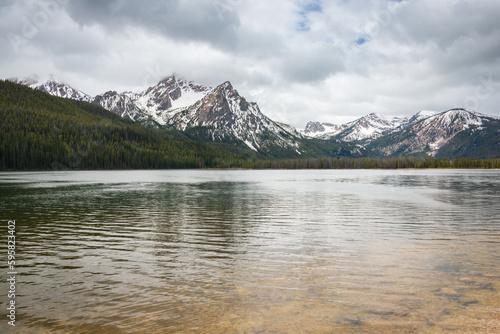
[91,75,212,122]
[302,113,401,141]
[302,108,499,158]
[10,74,301,154]
[8,77,93,102]
[339,113,398,141]
[91,76,302,154]
[302,111,442,142]
[165,81,301,153]
[398,110,437,128]
[369,108,500,156]
[303,121,343,138]
[135,76,211,115]
[91,91,145,121]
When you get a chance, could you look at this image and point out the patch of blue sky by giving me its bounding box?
[302,1,322,14]
[355,36,368,46]
[296,0,322,32]
[344,35,370,51]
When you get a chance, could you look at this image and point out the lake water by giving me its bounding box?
[0,170,499,333]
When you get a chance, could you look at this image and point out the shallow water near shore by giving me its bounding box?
[0,169,499,333]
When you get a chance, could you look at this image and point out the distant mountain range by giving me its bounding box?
[8,76,500,159]
[302,109,500,158]
[302,110,436,141]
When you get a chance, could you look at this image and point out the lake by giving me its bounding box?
[0,170,499,333]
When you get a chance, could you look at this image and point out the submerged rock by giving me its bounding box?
[439,287,459,296]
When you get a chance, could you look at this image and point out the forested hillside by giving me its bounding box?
[0,80,246,170]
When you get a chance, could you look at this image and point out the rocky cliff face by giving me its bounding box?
[166,81,301,153]
[133,76,211,114]
[92,91,142,120]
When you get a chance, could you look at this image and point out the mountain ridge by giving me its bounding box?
[366,108,500,157]
[11,75,306,157]
[7,75,500,159]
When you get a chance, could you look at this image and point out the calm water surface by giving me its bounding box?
[0,170,499,333]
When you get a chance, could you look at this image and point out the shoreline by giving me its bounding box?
[1,167,499,172]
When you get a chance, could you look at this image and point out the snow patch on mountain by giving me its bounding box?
[301,110,446,142]
[302,113,401,142]
[162,81,301,152]
[340,113,395,141]
[8,76,93,102]
[134,76,211,116]
[301,121,343,139]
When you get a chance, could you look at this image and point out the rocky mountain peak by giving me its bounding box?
[189,81,243,125]
[220,81,233,90]
[358,113,393,127]
[163,80,301,153]
[159,74,177,84]
[304,121,326,134]
[133,76,212,115]
[421,108,484,129]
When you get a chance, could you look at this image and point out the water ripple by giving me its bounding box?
[0,170,499,333]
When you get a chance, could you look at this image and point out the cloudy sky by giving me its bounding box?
[1,0,500,127]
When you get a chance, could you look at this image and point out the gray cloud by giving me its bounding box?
[277,41,346,82]
[64,0,241,49]
[1,0,499,128]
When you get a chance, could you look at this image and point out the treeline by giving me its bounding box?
[239,157,500,169]
[0,80,246,170]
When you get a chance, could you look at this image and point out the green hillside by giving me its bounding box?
[436,123,500,159]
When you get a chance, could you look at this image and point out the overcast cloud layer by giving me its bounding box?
[1,0,500,127]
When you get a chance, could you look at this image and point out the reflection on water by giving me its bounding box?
[0,170,499,333]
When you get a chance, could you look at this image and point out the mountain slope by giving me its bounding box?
[0,80,246,169]
[368,109,500,158]
[436,122,500,159]
[164,81,304,156]
[8,77,93,102]
[398,110,437,128]
[337,113,396,141]
[135,76,211,115]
